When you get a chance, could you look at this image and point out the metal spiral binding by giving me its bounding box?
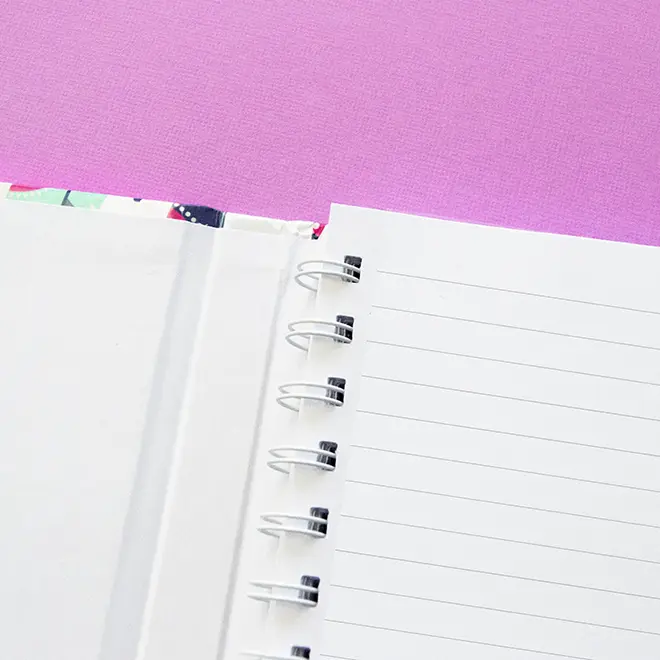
[266,441,338,474]
[293,255,362,292]
[257,507,329,539]
[285,315,355,351]
[276,377,346,412]
[248,575,321,607]
[243,645,311,659]
[243,253,362,659]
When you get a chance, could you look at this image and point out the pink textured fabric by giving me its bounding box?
[1,1,660,244]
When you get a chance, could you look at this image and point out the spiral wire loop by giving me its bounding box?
[285,315,354,351]
[257,508,329,539]
[242,646,311,659]
[248,576,320,607]
[293,256,362,292]
[276,378,346,412]
[266,442,338,474]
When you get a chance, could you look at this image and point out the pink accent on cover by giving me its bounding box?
[8,185,42,193]
[1,1,660,244]
[167,207,185,222]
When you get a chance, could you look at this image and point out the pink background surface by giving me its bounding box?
[2,1,660,243]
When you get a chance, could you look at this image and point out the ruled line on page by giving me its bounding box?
[356,409,660,459]
[367,340,660,388]
[350,445,660,494]
[377,270,660,317]
[329,585,660,637]
[346,480,660,530]
[373,305,660,352]
[363,374,660,423]
[334,549,660,602]
[322,620,595,660]
[339,514,660,566]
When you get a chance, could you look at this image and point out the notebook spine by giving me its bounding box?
[242,254,362,660]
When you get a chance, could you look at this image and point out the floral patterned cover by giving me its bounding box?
[0,183,324,239]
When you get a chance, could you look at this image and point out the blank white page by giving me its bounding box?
[317,205,660,660]
[0,200,208,660]
[0,200,297,660]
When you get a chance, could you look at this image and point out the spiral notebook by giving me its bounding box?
[3,199,660,660]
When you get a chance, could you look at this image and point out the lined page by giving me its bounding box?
[319,206,660,660]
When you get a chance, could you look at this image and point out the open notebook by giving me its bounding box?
[2,199,659,660]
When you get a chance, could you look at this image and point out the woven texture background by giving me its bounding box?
[1,1,660,242]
